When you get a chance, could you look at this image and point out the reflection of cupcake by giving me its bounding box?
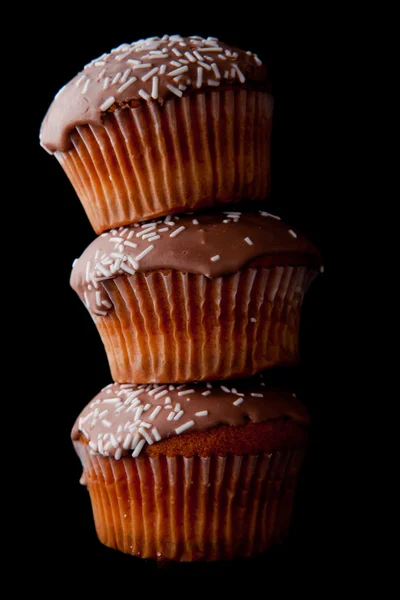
[72,378,310,561]
[40,35,273,233]
[70,211,322,383]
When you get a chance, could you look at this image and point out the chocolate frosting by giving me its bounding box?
[71,378,309,459]
[40,35,267,153]
[70,210,322,316]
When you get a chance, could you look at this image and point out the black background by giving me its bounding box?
[17,9,343,580]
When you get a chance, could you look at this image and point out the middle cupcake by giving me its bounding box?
[71,210,322,383]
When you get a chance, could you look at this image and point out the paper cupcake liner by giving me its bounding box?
[92,266,313,383]
[75,442,305,561]
[56,90,273,233]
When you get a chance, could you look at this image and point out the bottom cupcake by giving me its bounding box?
[72,378,310,561]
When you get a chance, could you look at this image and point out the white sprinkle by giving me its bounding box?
[207,79,220,86]
[259,211,281,220]
[192,219,199,225]
[224,70,229,79]
[244,237,254,246]
[112,72,122,85]
[251,393,264,397]
[320,266,325,273]
[154,389,168,400]
[143,404,151,411]
[174,403,181,412]
[174,410,184,421]
[178,389,194,396]
[75,74,86,87]
[136,225,156,236]
[193,50,203,61]
[100,96,115,111]
[254,55,263,66]
[164,215,172,223]
[135,406,144,421]
[233,63,246,83]
[166,83,183,97]
[148,385,168,396]
[211,63,221,79]
[140,422,151,429]
[221,386,231,393]
[167,412,175,421]
[168,65,188,77]
[170,225,185,238]
[202,390,211,396]
[230,68,236,79]
[120,263,136,275]
[142,230,158,240]
[118,76,138,93]
[126,389,144,401]
[98,439,104,454]
[141,66,159,82]
[115,448,122,460]
[132,439,146,457]
[110,237,124,243]
[250,317,257,323]
[110,434,119,448]
[138,89,151,100]
[103,397,120,404]
[102,420,112,428]
[206,382,212,389]
[89,441,97,451]
[95,291,102,306]
[184,51,196,62]
[233,398,244,406]
[130,63,152,69]
[195,411,208,417]
[198,61,212,71]
[110,252,125,259]
[151,76,159,99]
[99,410,109,418]
[175,421,195,435]
[198,47,223,52]
[152,427,161,442]
[159,64,167,75]
[81,78,90,94]
[223,219,230,224]
[148,406,162,421]
[135,245,154,261]
[120,68,131,83]
[211,255,220,262]
[79,412,94,426]
[196,67,203,88]
[123,434,133,449]
[218,54,227,60]
[125,256,138,270]
[124,240,138,248]
[172,47,182,57]
[165,397,171,404]
[289,229,298,238]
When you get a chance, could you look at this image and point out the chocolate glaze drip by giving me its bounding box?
[40,35,267,153]
[71,378,309,459]
[70,210,322,316]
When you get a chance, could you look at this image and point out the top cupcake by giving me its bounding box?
[40,35,267,153]
[40,35,273,232]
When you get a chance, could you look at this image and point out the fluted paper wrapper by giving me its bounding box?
[75,442,305,561]
[92,266,315,383]
[56,90,273,233]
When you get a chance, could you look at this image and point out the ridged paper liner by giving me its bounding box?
[92,266,315,383]
[56,90,273,233]
[75,441,305,561]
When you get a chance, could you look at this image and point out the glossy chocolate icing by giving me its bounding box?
[70,210,322,316]
[71,378,309,459]
[40,35,267,153]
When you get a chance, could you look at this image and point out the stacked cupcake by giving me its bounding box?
[40,34,322,562]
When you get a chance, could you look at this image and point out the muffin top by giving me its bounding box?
[40,34,267,153]
[72,378,310,459]
[70,210,322,316]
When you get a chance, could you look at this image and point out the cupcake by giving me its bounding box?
[70,210,322,383]
[72,378,310,561]
[40,35,273,233]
